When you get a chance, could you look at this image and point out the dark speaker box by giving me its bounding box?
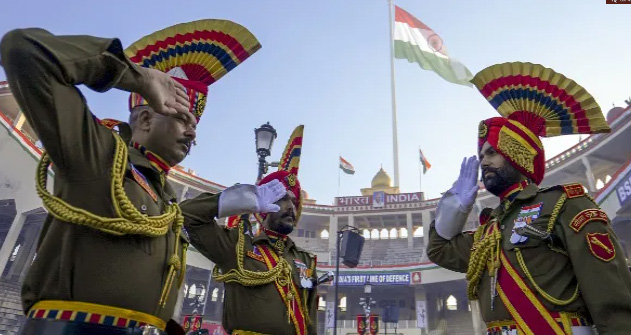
[339,230,365,268]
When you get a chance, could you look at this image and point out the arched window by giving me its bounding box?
[596,179,604,190]
[183,284,189,295]
[380,229,389,239]
[211,288,219,302]
[414,227,424,237]
[389,228,398,239]
[399,228,408,238]
[363,229,371,240]
[187,284,197,299]
[446,295,458,311]
[199,285,206,300]
[606,175,612,183]
[371,229,379,240]
[320,229,329,239]
[318,296,326,311]
[339,297,347,312]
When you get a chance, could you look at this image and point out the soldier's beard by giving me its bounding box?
[482,163,524,197]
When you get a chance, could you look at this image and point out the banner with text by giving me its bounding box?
[335,273,411,286]
[616,168,631,208]
[335,192,424,207]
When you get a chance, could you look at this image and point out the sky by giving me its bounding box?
[1,1,629,205]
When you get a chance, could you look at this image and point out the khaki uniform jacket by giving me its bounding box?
[427,183,631,334]
[180,193,318,335]
[1,28,190,322]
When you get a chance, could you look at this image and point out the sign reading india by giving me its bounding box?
[335,273,411,286]
[616,169,631,208]
[336,192,423,206]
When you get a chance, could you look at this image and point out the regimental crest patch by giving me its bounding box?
[247,246,265,263]
[569,209,609,233]
[586,232,616,262]
[562,183,585,199]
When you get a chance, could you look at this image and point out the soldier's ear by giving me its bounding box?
[136,108,155,131]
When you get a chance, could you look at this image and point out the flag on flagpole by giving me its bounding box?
[393,5,473,87]
[419,149,431,174]
[339,156,355,175]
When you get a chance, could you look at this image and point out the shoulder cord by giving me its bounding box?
[515,193,580,305]
[212,220,291,287]
[35,132,186,308]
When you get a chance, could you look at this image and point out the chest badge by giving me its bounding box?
[294,259,313,289]
[510,202,543,244]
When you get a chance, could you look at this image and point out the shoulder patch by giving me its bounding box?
[562,183,586,199]
[586,232,616,262]
[569,209,609,233]
[98,118,123,130]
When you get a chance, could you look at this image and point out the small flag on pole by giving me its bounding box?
[420,149,431,174]
[339,156,355,175]
[393,5,473,87]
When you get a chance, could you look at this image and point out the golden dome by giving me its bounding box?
[371,167,392,188]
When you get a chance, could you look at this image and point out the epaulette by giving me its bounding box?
[539,183,586,199]
[296,246,317,259]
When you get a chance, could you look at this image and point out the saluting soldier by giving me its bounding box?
[180,126,319,335]
[427,62,631,335]
[0,19,261,335]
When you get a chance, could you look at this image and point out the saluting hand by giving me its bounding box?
[454,156,480,210]
[138,67,190,117]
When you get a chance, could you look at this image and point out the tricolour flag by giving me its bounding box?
[339,156,355,175]
[393,6,473,87]
[420,149,431,174]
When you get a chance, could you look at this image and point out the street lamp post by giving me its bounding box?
[254,122,278,182]
[359,282,375,319]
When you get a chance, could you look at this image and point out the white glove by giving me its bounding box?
[218,179,287,218]
[435,156,479,240]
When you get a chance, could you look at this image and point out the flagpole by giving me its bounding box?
[387,0,400,188]
[419,147,423,195]
[337,154,341,197]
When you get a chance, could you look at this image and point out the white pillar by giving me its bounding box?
[0,212,27,276]
[179,185,190,202]
[348,214,355,227]
[406,211,413,248]
[329,215,338,264]
[470,300,485,335]
[421,211,432,261]
[414,287,427,335]
[581,156,597,193]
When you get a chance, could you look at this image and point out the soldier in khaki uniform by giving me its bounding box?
[0,20,262,335]
[180,126,319,335]
[427,62,631,335]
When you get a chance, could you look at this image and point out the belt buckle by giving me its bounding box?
[140,325,162,335]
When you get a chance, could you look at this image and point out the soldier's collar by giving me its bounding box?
[253,229,295,251]
[128,146,177,200]
[498,180,531,202]
[496,180,539,213]
[130,141,171,176]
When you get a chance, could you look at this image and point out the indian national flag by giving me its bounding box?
[394,6,473,87]
[339,156,355,175]
[420,149,431,174]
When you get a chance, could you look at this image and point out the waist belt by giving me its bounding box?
[27,300,166,331]
[487,312,591,335]
[231,330,270,335]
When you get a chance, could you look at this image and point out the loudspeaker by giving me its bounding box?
[383,305,400,323]
[339,230,365,268]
